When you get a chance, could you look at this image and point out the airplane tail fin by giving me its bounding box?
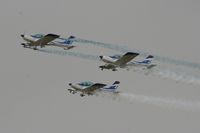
[113,81,120,85]
[103,81,120,91]
[68,36,76,39]
[146,55,154,59]
[112,81,120,90]
[141,55,154,64]
[64,36,75,44]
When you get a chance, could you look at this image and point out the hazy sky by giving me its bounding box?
[1,0,200,133]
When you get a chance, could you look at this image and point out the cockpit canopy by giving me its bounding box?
[78,81,94,86]
[109,55,121,59]
[31,34,44,38]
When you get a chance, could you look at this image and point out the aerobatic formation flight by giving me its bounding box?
[20,33,157,97]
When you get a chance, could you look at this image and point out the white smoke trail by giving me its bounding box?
[37,48,98,61]
[97,92,200,112]
[38,48,200,86]
[38,47,200,111]
[75,38,200,70]
[75,39,129,53]
[128,65,200,86]
[155,69,200,85]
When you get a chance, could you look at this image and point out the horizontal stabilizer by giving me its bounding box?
[146,55,154,59]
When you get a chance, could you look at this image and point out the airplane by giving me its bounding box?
[99,52,139,71]
[99,52,156,71]
[20,33,76,50]
[68,81,120,97]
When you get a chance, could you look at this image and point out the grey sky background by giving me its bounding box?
[1,0,200,133]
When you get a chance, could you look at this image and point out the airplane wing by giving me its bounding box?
[34,34,60,46]
[115,52,139,66]
[83,83,107,92]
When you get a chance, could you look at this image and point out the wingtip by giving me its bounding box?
[95,83,107,87]
[47,33,60,38]
[125,52,139,56]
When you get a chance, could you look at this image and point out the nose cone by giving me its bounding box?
[99,56,103,59]
[69,83,72,86]
[21,34,24,38]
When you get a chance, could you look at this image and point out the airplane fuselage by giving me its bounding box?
[131,61,156,69]
[100,56,117,64]
[99,55,127,71]
[22,35,37,44]
[69,83,86,92]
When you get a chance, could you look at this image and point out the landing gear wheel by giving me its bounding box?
[68,89,72,93]
[80,94,85,97]
[21,43,26,47]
